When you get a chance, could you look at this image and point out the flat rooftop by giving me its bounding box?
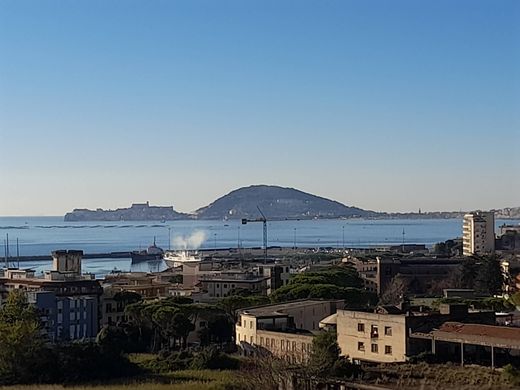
[433,322,520,349]
[240,299,341,318]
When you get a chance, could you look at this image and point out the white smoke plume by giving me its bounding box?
[172,230,207,250]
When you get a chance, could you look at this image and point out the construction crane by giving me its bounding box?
[241,206,268,263]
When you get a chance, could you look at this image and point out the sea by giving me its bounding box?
[0,216,518,279]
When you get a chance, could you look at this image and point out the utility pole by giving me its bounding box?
[342,225,345,251]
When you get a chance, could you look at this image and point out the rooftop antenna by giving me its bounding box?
[17,238,20,268]
[3,238,7,268]
[402,228,405,252]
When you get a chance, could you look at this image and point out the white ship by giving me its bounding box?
[163,250,202,268]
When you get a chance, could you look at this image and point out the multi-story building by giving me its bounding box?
[347,255,463,295]
[463,211,495,256]
[0,250,102,341]
[255,264,292,295]
[336,304,495,364]
[199,271,269,298]
[236,299,344,362]
[102,272,171,298]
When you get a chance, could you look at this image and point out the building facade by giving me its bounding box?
[0,250,102,341]
[236,299,344,361]
[336,305,495,364]
[463,211,495,256]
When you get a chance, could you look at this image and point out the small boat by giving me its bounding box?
[131,237,164,263]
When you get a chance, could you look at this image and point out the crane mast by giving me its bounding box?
[241,206,268,263]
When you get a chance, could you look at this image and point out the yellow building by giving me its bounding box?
[235,299,344,362]
[336,309,407,363]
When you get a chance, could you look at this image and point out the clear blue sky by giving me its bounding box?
[0,0,518,216]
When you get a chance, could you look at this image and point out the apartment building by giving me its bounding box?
[199,271,269,298]
[236,299,344,362]
[347,255,463,295]
[0,250,102,341]
[463,211,495,256]
[336,304,495,364]
[337,308,407,363]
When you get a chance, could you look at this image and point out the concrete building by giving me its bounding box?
[255,264,292,295]
[415,322,520,368]
[0,250,102,342]
[199,272,269,298]
[463,211,495,256]
[236,300,344,362]
[27,290,98,341]
[336,304,495,364]
[103,272,171,298]
[348,255,463,295]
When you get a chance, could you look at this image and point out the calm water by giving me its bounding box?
[0,216,517,278]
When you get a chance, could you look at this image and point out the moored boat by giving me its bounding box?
[131,238,164,263]
[163,250,202,268]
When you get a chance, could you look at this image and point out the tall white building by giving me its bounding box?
[462,211,495,256]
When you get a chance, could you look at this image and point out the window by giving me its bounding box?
[357,323,365,332]
[384,326,392,336]
[224,284,227,288]
[250,321,253,329]
[260,337,264,345]
[385,345,392,355]
[292,341,296,351]
[358,342,365,351]
[371,325,379,338]
[281,340,285,350]
[371,344,378,353]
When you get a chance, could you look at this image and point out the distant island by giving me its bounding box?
[64,202,190,222]
[63,185,520,221]
[194,185,376,220]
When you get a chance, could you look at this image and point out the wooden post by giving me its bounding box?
[491,346,495,369]
[432,337,436,354]
[460,342,464,366]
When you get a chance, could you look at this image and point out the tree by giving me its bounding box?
[308,331,359,378]
[0,290,46,384]
[474,255,503,295]
[379,275,408,305]
[170,312,195,349]
[217,295,269,322]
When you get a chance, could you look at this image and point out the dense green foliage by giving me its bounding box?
[432,239,461,256]
[123,297,234,352]
[308,331,359,378]
[270,266,376,306]
[460,255,504,295]
[0,290,46,384]
[217,294,270,323]
[0,290,138,385]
